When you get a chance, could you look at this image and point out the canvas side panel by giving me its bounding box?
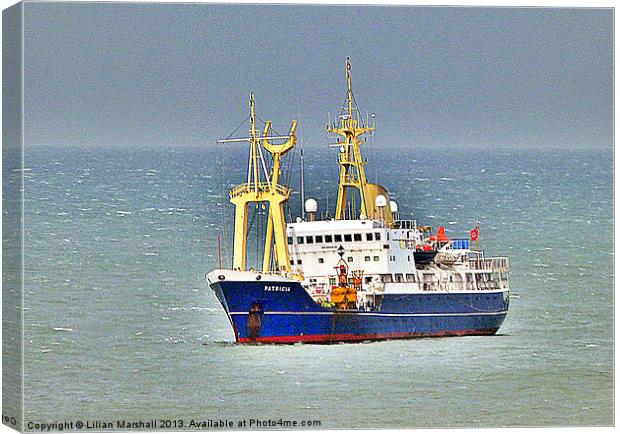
[3,2,24,432]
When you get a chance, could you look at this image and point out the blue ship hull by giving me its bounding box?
[210,277,509,343]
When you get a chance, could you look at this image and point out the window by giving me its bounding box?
[325,235,333,243]
[297,237,304,244]
[287,236,293,244]
[366,233,373,241]
[347,256,353,262]
[297,259,302,265]
[315,235,323,243]
[387,233,390,240]
[373,256,379,262]
[334,234,342,242]
[290,259,294,265]
[306,236,314,244]
[318,258,324,264]
[354,233,362,242]
[364,256,371,262]
[344,234,352,242]
[374,232,381,241]
[396,274,403,283]
[408,256,411,262]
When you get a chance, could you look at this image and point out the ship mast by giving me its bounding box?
[327,58,394,226]
[218,94,297,272]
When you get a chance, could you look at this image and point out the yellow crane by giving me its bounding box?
[218,94,297,272]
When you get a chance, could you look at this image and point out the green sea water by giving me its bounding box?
[17,145,613,428]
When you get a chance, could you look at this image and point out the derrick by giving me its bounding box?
[217,94,297,272]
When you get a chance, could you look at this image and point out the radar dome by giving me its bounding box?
[375,194,387,208]
[305,198,318,213]
[389,200,398,213]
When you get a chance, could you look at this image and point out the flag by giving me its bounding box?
[470,227,479,241]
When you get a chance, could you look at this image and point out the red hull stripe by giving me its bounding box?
[238,329,498,344]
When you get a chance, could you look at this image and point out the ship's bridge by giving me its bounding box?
[286,219,386,277]
[285,218,428,281]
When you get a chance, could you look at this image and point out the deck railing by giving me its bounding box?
[469,256,509,272]
[229,182,290,199]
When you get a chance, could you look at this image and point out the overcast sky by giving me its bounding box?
[23,3,613,149]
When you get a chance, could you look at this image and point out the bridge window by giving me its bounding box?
[297,237,304,244]
[306,236,314,244]
[344,234,352,242]
[315,235,323,243]
[325,235,333,243]
[297,259,302,265]
[334,234,343,242]
[364,256,370,262]
[373,256,379,261]
[366,233,373,241]
[375,232,381,241]
[347,256,353,262]
[381,274,393,283]
[290,259,294,265]
[354,233,362,241]
[318,257,324,264]
[287,236,293,244]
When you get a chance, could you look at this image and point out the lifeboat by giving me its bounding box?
[413,249,438,265]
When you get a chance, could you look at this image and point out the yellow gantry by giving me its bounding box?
[220,94,297,273]
[327,58,394,226]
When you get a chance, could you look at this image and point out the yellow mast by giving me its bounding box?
[327,58,394,226]
[219,94,297,272]
[261,119,297,272]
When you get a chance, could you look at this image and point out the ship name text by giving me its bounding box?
[264,285,291,292]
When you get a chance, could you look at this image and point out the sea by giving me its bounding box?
[18,144,613,428]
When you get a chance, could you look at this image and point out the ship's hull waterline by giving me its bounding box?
[209,274,509,344]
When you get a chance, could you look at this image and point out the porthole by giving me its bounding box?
[218,275,225,281]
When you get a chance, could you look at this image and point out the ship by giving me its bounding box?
[206,58,510,344]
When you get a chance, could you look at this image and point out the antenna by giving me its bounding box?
[298,101,305,220]
[300,148,305,219]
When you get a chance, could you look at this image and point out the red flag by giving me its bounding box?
[470,227,479,241]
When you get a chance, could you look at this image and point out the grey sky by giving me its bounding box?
[23,3,612,149]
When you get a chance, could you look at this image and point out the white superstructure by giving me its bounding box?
[285,217,510,302]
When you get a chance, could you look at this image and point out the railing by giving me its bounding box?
[229,182,290,199]
[469,256,509,272]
